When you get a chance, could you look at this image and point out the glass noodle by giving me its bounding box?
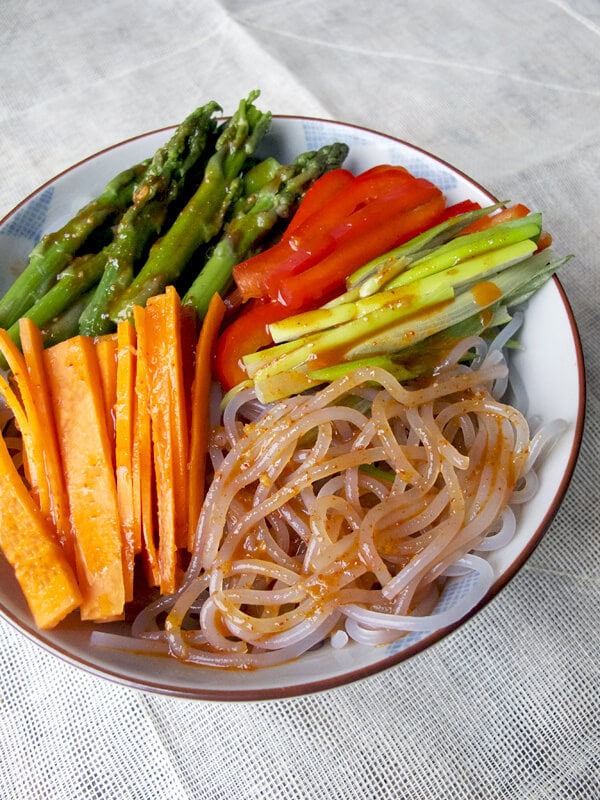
[92,322,567,669]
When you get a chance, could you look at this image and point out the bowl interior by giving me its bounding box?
[0,117,585,700]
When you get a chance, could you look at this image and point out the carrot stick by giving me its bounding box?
[187,292,226,550]
[459,203,531,236]
[132,305,160,587]
[157,286,190,547]
[0,434,81,629]
[115,320,138,602]
[18,318,74,565]
[0,375,32,462]
[95,334,118,451]
[0,329,51,517]
[45,335,125,621]
[145,296,179,594]
[0,373,41,525]
[180,303,199,428]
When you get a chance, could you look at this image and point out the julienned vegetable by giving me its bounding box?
[235,206,567,403]
[187,292,226,550]
[115,319,138,602]
[143,287,193,594]
[215,194,536,394]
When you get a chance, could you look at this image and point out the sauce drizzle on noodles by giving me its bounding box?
[91,333,565,670]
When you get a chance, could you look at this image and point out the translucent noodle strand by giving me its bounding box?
[122,354,563,669]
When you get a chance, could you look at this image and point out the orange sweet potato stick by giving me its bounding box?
[132,305,160,587]
[45,335,125,621]
[115,320,138,602]
[0,434,81,629]
[187,292,226,550]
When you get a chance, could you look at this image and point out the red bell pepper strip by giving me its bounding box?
[286,166,418,250]
[436,199,481,222]
[283,168,354,236]
[327,178,441,241]
[233,241,301,301]
[536,230,553,251]
[214,299,290,390]
[233,166,421,302]
[272,183,445,309]
[266,178,442,304]
[355,164,411,178]
[459,203,530,235]
[232,237,336,301]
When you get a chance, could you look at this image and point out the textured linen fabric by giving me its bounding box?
[0,1,599,798]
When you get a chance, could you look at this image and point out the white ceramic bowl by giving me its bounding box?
[0,117,585,700]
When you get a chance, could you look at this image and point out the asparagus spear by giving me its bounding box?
[5,252,107,347]
[0,161,148,330]
[110,90,272,323]
[40,289,97,347]
[182,141,350,318]
[238,157,282,199]
[77,101,221,336]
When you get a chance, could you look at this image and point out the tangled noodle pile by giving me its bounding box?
[91,330,564,670]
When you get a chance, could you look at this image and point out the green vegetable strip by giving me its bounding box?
[307,354,416,383]
[0,161,148,330]
[268,239,537,344]
[77,101,221,336]
[5,252,107,348]
[182,142,349,318]
[110,90,272,323]
[248,247,568,403]
[384,215,541,290]
[40,289,97,347]
[341,202,507,294]
[326,209,536,312]
[371,305,514,381]
[245,280,455,380]
[346,251,568,359]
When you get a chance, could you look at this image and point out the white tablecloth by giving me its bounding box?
[1,2,598,798]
